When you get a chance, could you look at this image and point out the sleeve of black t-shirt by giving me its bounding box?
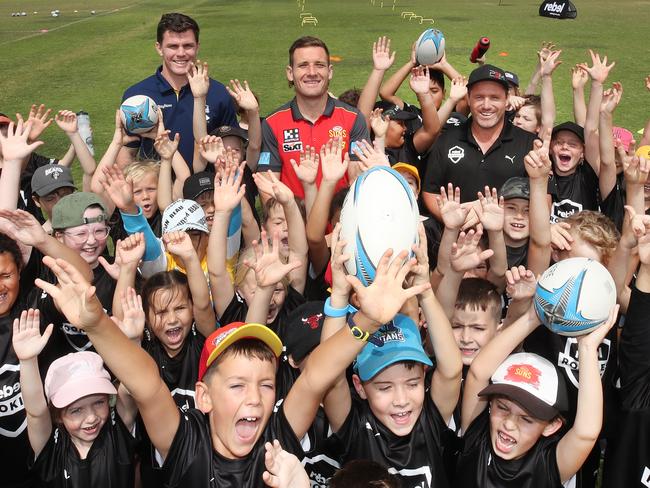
[218,292,248,326]
[599,179,625,232]
[422,138,446,194]
[260,119,282,173]
[618,286,650,406]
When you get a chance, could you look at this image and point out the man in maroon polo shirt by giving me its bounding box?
[258,36,369,198]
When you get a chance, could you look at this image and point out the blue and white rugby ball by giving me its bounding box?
[120,95,159,134]
[415,29,445,66]
[339,166,419,287]
[534,257,616,336]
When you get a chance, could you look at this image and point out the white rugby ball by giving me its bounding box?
[534,257,616,337]
[339,166,419,286]
[415,29,445,66]
[120,95,159,134]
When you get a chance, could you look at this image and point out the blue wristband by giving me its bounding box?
[323,297,349,318]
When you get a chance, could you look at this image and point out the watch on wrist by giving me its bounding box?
[347,313,383,347]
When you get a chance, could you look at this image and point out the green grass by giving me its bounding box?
[1,0,648,172]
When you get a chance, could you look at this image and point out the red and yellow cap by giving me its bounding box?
[198,322,283,380]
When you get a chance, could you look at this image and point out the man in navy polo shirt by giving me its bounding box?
[259,36,368,198]
[422,64,536,227]
[118,13,237,170]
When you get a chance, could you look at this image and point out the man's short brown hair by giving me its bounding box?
[157,13,199,44]
[288,36,330,66]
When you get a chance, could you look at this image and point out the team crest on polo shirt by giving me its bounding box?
[282,128,302,152]
[448,145,465,164]
[558,337,611,388]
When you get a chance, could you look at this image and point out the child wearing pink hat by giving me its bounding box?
[12,309,138,488]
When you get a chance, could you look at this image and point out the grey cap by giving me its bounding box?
[31,165,75,197]
[500,177,530,201]
[52,192,108,230]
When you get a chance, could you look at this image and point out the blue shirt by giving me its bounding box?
[122,67,238,170]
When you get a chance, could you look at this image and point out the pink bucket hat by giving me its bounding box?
[44,351,116,408]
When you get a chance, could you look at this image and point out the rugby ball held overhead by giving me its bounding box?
[120,95,159,134]
[339,166,419,287]
[415,29,445,66]
[534,257,616,336]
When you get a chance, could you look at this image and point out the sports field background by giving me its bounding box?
[1,0,647,166]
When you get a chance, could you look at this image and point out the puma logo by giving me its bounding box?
[505,154,516,164]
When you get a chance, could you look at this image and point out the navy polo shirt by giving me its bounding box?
[422,118,536,203]
[122,67,238,170]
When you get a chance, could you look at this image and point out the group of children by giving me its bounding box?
[0,18,649,488]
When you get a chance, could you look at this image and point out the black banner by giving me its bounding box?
[539,0,578,19]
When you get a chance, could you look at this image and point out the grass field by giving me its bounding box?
[1,0,648,168]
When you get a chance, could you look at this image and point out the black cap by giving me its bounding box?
[183,171,215,200]
[373,101,417,121]
[209,125,249,141]
[552,121,584,143]
[504,71,520,87]
[500,176,530,201]
[467,64,509,92]
[283,301,325,363]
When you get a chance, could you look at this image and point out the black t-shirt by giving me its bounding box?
[160,402,303,487]
[455,409,563,487]
[299,406,343,488]
[548,163,599,223]
[334,394,453,488]
[506,243,528,269]
[599,173,625,232]
[422,119,535,203]
[32,409,136,488]
[219,287,305,339]
[386,133,426,176]
[601,286,650,487]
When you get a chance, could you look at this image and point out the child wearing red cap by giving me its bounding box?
[13,309,138,488]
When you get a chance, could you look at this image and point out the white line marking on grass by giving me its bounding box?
[0,3,141,46]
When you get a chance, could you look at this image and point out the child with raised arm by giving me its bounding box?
[34,234,428,487]
[13,306,139,488]
[321,225,462,487]
[457,299,618,487]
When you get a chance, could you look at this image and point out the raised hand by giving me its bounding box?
[369,109,389,139]
[253,171,294,205]
[478,187,504,232]
[54,110,78,135]
[114,287,145,341]
[550,221,574,251]
[0,120,43,162]
[154,129,180,160]
[289,146,319,186]
[213,161,245,213]
[646,75,650,92]
[226,79,259,112]
[524,127,552,179]
[571,65,589,90]
[505,266,537,301]
[100,164,135,212]
[409,65,431,95]
[351,139,388,170]
[163,231,197,261]
[578,49,615,84]
[346,249,430,325]
[112,108,139,146]
[0,209,47,247]
[539,49,562,77]
[116,232,145,267]
[199,135,226,164]
[576,304,619,347]
[623,155,650,186]
[35,257,106,330]
[437,183,468,230]
[262,440,310,488]
[538,41,556,63]
[320,137,350,181]
[600,82,623,114]
[372,36,395,71]
[26,103,53,141]
[449,76,468,102]
[409,223,430,288]
[12,309,53,361]
[329,223,352,297]
[450,227,494,273]
[244,230,301,289]
[187,60,210,98]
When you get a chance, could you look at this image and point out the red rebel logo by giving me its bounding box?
[504,363,541,389]
[301,314,322,330]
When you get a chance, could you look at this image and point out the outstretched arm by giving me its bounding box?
[227,79,262,171]
[598,83,622,200]
[410,66,442,153]
[358,36,395,123]
[478,187,507,290]
[34,257,180,460]
[0,121,43,210]
[13,310,54,458]
[379,41,416,108]
[539,49,561,137]
[54,110,97,191]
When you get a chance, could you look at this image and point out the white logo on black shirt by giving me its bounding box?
[505,154,516,164]
[448,145,465,164]
[551,199,583,223]
[642,466,650,487]
[558,337,610,388]
[0,363,26,438]
[387,465,431,487]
